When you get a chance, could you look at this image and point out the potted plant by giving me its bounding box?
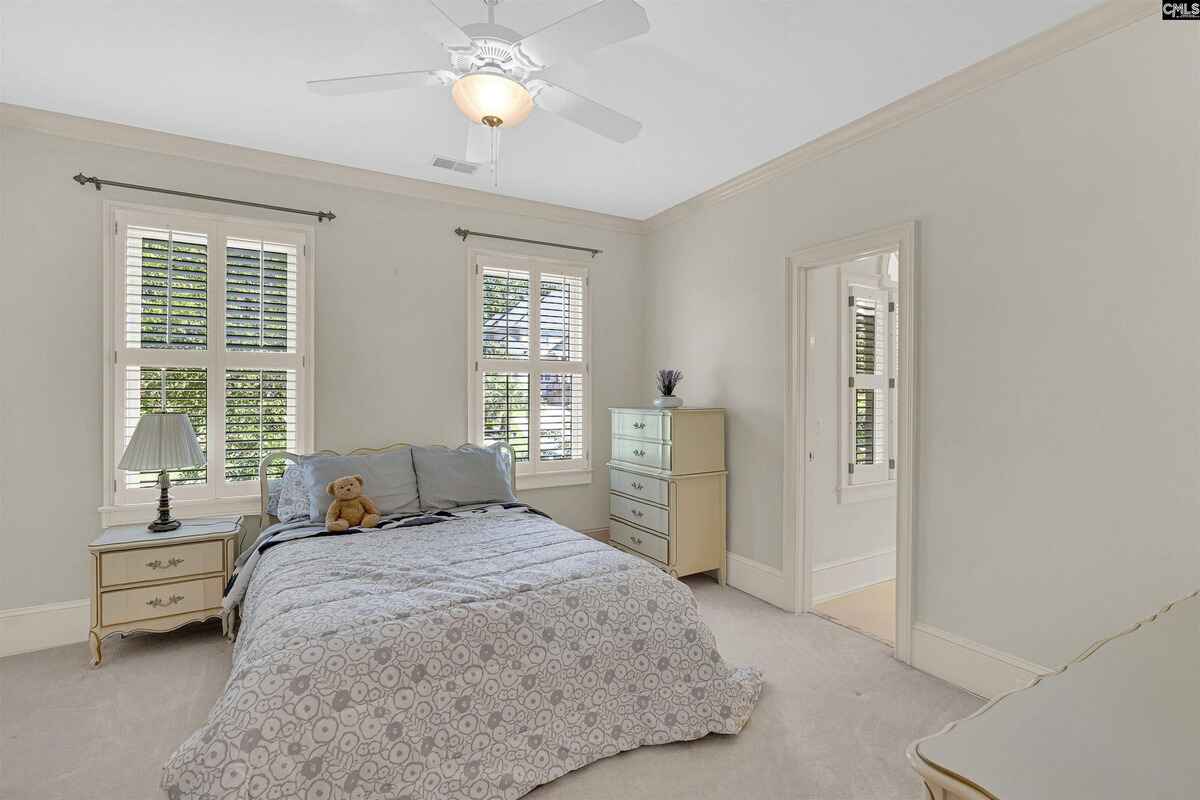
[654,369,684,409]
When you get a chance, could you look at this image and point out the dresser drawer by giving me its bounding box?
[609,519,669,564]
[613,411,669,442]
[100,576,224,626]
[609,468,668,506]
[100,540,224,588]
[610,493,669,536]
[612,437,671,471]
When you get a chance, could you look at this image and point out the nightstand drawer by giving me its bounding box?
[609,468,668,506]
[100,540,224,587]
[100,576,224,626]
[610,519,668,563]
[610,493,669,536]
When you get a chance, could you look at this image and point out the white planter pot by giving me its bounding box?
[653,396,682,409]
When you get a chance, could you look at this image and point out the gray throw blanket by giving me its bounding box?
[165,506,763,799]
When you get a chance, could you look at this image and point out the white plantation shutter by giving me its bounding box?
[109,208,311,508]
[847,283,892,485]
[472,254,589,479]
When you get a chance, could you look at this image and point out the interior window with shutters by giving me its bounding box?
[470,253,590,487]
[107,207,312,510]
[842,258,897,493]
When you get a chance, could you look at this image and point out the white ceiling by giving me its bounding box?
[1,0,1101,219]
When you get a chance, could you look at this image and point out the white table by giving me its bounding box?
[908,590,1200,799]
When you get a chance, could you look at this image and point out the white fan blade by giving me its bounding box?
[307,69,450,96]
[421,1,474,49]
[513,0,649,70]
[465,124,491,164]
[530,81,641,143]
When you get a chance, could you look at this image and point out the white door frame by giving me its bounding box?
[784,221,917,663]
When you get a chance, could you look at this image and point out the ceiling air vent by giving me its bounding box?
[432,155,479,175]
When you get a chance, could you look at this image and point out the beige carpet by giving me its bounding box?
[0,578,979,800]
[814,580,897,646]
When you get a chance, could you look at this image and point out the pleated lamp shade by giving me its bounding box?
[118,413,206,471]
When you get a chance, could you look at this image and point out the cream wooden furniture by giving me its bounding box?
[607,407,727,582]
[908,589,1200,799]
[88,515,241,666]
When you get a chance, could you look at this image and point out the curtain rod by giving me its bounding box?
[454,227,600,258]
[73,173,336,222]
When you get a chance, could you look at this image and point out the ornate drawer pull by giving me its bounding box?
[146,594,185,608]
[145,557,184,570]
[631,535,643,545]
[631,509,644,517]
[633,449,646,457]
[631,482,644,490]
[633,422,646,430]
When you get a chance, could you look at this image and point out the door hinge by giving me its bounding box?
[113,350,118,364]
[113,220,119,235]
[889,458,896,470]
[474,360,479,372]
[303,244,308,257]
[888,377,895,388]
[113,478,118,493]
[848,294,855,307]
[888,301,895,312]
[848,376,855,388]
[848,462,855,475]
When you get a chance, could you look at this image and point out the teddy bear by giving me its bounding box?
[325,475,381,532]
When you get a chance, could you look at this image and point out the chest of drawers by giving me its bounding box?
[608,407,727,583]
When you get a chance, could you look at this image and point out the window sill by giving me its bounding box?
[838,481,897,505]
[516,469,592,491]
[99,495,261,527]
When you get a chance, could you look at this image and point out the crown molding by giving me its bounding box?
[645,0,1157,231]
[0,103,644,236]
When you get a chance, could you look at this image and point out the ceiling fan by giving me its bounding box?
[308,0,650,185]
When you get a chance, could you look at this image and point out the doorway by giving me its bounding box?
[784,223,916,662]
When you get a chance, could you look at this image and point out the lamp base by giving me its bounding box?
[148,470,181,533]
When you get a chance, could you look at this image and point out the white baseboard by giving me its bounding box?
[726,553,794,611]
[911,622,1053,699]
[0,599,90,658]
[812,548,896,604]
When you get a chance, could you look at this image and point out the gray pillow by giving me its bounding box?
[301,448,420,522]
[411,444,516,511]
[276,464,310,523]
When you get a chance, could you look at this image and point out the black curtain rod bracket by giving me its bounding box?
[73,173,336,222]
[454,227,600,258]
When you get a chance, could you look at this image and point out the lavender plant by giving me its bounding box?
[656,369,683,397]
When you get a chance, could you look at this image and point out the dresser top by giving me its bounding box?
[911,589,1200,799]
[91,515,242,549]
[609,407,725,413]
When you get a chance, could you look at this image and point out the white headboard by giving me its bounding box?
[258,442,517,525]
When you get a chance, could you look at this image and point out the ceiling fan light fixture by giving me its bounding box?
[452,72,533,128]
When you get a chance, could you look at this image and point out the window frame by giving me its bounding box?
[466,247,592,490]
[838,257,898,504]
[100,201,315,524]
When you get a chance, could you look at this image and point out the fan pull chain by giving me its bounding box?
[490,125,501,190]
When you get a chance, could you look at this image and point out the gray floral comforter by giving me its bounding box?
[162,507,763,799]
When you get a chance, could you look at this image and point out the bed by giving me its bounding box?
[162,443,762,800]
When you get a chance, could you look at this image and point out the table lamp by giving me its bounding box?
[118,413,206,532]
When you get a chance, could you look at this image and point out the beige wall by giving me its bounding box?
[0,123,645,610]
[643,16,1200,668]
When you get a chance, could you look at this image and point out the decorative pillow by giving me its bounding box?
[411,444,516,511]
[276,463,310,523]
[266,479,282,516]
[301,448,420,522]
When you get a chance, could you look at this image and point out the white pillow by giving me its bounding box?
[276,464,310,522]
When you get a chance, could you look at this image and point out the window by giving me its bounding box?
[105,205,313,514]
[468,250,590,488]
[841,253,898,498]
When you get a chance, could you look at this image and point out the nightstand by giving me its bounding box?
[87,515,242,666]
